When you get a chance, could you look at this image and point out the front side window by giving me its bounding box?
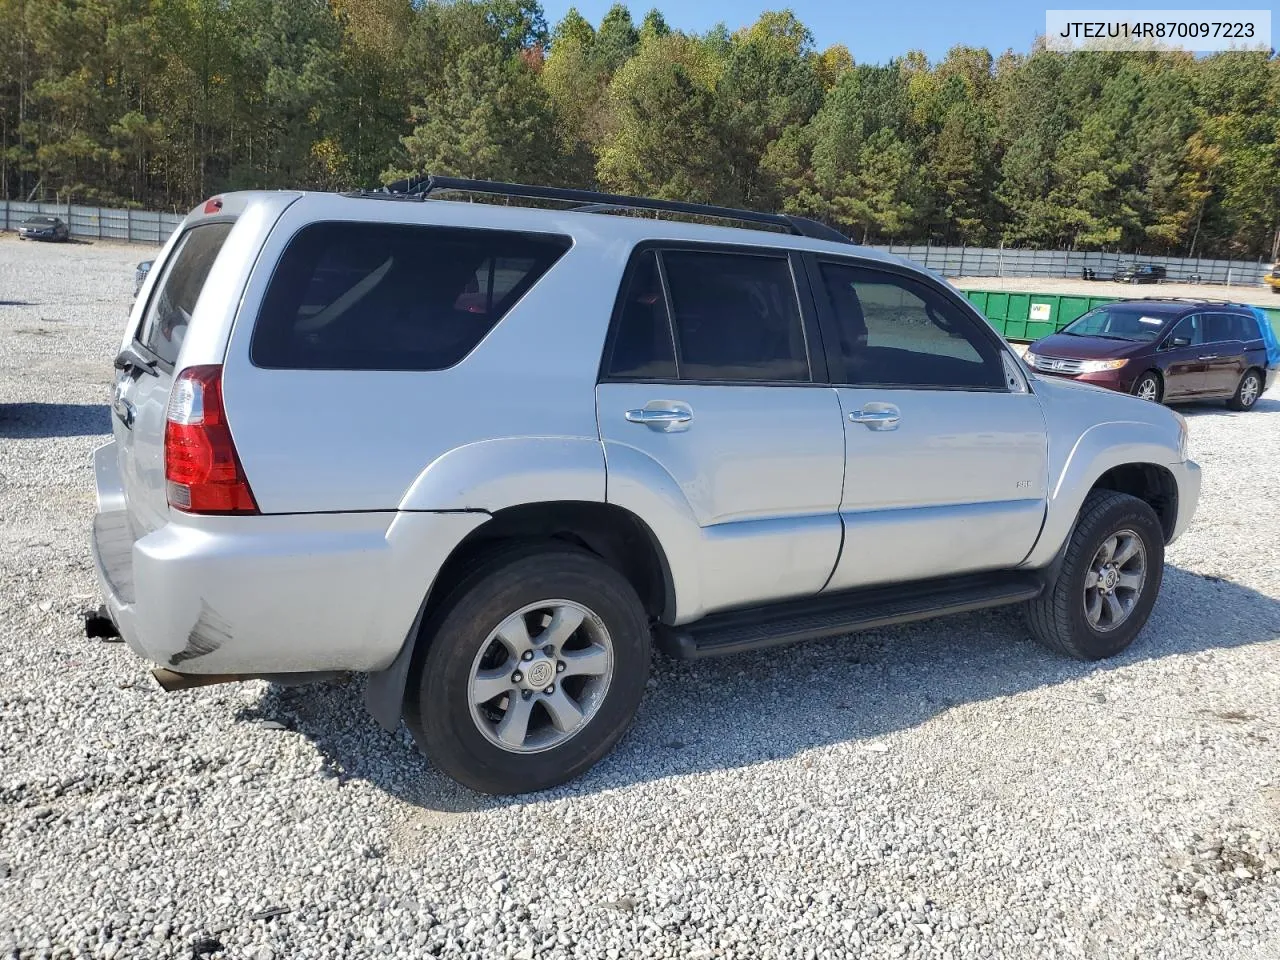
[251,222,570,371]
[818,262,1004,389]
[1165,315,1202,347]
[661,250,809,383]
[136,221,235,366]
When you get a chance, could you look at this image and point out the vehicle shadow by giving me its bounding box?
[0,402,111,438]
[254,563,1280,813]
[1171,395,1280,418]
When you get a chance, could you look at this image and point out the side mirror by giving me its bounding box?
[1167,336,1190,348]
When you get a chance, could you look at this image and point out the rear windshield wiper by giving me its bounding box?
[114,345,158,377]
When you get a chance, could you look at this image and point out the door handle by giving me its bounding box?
[625,406,693,429]
[1197,354,1218,361]
[849,407,901,431]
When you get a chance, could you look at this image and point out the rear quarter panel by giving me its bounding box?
[219,196,626,514]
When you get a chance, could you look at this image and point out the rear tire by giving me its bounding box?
[1226,369,1263,411]
[1025,490,1164,660]
[1132,371,1162,404]
[405,543,651,795]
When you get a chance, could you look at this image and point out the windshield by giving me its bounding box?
[26,216,57,225]
[1060,307,1169,342]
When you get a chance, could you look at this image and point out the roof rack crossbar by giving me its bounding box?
[359,175,855,244]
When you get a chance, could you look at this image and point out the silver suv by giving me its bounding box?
[93,178,1201,795]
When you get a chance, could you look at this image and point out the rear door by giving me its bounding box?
[808,256,1048,590]
[113,218,236,536]
[596,245,846,615]
[1156,314,1207,399]
[1201,313,1248,397]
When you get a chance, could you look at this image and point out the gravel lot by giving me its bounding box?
[2,233,1280,960]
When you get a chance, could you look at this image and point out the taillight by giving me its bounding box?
[203,197,223,214]
[164,365,258,514]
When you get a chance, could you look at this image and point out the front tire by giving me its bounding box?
[1132,371,1162,403]
[405,544,651,795]
[1226,369,1263,411]
[1025,490,1165,660]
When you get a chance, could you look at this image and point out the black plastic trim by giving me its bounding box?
[657,570,1044,660]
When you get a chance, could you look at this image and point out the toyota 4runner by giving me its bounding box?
[93,178,1201,795]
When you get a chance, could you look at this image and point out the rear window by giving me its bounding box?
[136,221,235,366]
[250,222,571,371]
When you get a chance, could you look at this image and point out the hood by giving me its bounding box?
[1028,332,1156,360]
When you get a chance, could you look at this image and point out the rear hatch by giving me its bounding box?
[110,193,296,537]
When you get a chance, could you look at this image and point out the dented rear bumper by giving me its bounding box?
[90,440,487,677]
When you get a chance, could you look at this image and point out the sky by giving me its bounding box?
[539,0,1249,64]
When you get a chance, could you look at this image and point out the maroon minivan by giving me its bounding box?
[1023,299,1276,411]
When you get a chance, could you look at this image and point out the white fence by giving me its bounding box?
[1,198,1273,284]
[868,243,1271,286]
[1,199,185,245]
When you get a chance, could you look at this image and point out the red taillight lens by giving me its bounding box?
[164,365,258,514]
[203,197,223,214]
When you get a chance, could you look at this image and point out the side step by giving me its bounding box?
[657,571,1044,660]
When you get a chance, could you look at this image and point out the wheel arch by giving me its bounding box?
[363,500,675,732]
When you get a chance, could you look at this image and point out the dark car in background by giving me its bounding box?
[17,215,70,242]
[133,260,153,298]
[1024,299,1276,411]
[1112,263,1166,284]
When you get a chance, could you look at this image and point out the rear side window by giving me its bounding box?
[137,222,235,366]
[1230,313,1261,341]
[251,222,571,370]
[662,250,809,382]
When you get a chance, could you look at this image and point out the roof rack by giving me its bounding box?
[350,175,855,245]
[1131,296,1250,308]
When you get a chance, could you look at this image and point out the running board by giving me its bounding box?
[657,571,1044,660]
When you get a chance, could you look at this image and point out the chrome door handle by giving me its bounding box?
[849,408,900,430]
[625,406,693,430]
[1197,354,1218,361]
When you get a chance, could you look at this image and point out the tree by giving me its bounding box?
[397,43,563,185]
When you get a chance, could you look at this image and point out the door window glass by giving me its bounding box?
[818,262,1004,389]
[603,251,677,379]
[661,250,809,382]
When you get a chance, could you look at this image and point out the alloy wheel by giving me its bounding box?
[466,600,614,754]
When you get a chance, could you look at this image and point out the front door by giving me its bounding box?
[807,257,1049,591]
[1157,314,1208,399]
[596,247,845,619]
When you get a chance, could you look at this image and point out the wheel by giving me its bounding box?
[1025,490,1165,660]
[1132,371,1162,403]
[405,544,651,795]
[1226,369,1262,411]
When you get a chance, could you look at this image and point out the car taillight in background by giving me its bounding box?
[164,365,258,514]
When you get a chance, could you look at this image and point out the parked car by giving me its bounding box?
[17,215,70,242]
[133,260,153,298]
[93,180,1201,795]
[1112,263,1166,284]
[1024,299,1278,410]
[1264,263,1280,294]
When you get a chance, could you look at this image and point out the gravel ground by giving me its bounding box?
[2,233,1280,960]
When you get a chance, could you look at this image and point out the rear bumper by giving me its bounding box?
[91,440,488,675]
